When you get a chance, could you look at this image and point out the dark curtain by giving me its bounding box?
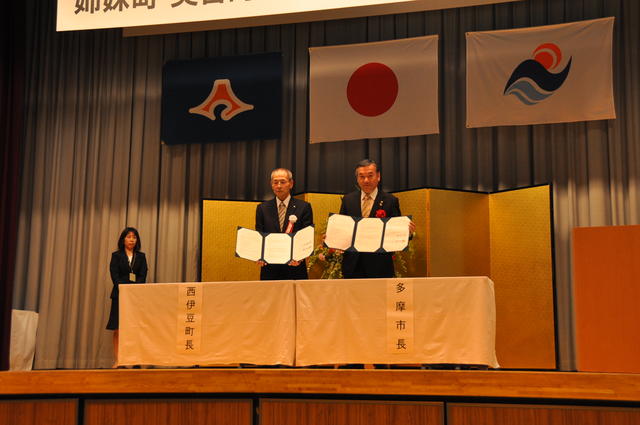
[0,1,24,370]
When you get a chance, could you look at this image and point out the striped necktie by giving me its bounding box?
[278,201,286,231]
[361,194,373,218]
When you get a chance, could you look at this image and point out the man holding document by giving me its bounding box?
[340,159,415,279]
[256,168,313,280]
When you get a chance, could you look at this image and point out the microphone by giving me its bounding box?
[285,215,297,234]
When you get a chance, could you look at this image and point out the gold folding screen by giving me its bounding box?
[393,189,429,278]
[425,189,490,277]
[201,185,555,369]
[297,193,343,279]
[394,186,554,368]
[201,200,260,282]
[489,186,555,369]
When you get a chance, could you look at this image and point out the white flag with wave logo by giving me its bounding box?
[466,17,615,128]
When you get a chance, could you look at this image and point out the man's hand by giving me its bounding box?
[409,220,416,234]
[257,260,266,267]
[288,260,301,267]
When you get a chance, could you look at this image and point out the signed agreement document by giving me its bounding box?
[325,214,410,253]
[235,225,315,264]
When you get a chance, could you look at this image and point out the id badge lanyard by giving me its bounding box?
[129,253,136,282]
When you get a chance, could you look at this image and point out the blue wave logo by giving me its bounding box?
[504,43,572,105]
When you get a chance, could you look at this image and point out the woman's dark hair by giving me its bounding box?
[117,227,141,252]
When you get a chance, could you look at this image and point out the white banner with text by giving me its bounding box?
[59,0,522,33]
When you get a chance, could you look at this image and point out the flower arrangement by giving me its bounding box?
[307,244,344,279]
[307,217,416,279]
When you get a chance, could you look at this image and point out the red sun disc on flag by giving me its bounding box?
[533,43,562,70]
[347,62,398,117]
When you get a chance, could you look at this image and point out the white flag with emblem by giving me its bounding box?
[466,17,615,128]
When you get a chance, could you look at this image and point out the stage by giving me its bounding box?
[3,369,640,425]
[2,368,640,401]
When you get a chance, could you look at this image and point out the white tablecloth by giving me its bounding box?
[295,277,499,367]
[119,281,296,366]
[119,277,498,368]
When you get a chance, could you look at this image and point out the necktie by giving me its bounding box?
[361,194,373,218]
[278,201,286,231]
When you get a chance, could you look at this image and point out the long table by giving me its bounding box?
[119,281,296,367]
[119,277,498,368]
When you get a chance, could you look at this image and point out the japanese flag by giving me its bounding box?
[309,35,439,143]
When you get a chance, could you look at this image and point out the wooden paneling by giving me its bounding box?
[84,399,251,425]
[448,403,640,425]
[0,399,77,425]
[3,370,640,402]
[573,225,640,373]
[260,399,442,425]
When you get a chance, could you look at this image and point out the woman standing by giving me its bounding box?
[106,227,148,366]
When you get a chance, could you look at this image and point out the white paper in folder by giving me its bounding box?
[235,225,315,264]
[325,214,410,253]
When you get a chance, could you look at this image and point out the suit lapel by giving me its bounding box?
[371,191,385,217]
[269,199,279,231]
[286,198,296,217]
[119,250,129,267]
[354,192,363,216]
[286,198,299,230]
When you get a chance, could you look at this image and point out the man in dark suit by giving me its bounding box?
[256,168,313,280]
[340,159,415,279]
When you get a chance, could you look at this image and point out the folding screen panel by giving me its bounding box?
[201,200,260,282]
[489,186,555,369]
[393,189,430,278]
[299,193,343,279]
[427,189,490,278]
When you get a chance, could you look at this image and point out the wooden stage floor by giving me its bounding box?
[2,369,640,403]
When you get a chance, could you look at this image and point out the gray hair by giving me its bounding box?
[270,168,293,181]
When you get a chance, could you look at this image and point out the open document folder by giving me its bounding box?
[324,214,411,253]
[235,225,315,264]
